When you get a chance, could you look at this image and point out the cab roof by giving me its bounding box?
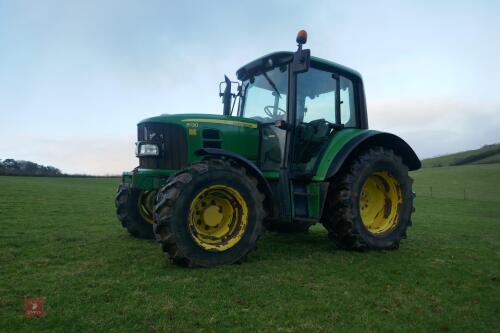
[236,51,362,81]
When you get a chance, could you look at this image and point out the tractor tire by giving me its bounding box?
[322,147,415,250]
[115,183,155,239]
[266,222,312,233]
[153,159,266,267]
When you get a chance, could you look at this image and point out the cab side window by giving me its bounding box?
[297,68,337,124]
[296,67,357,127]
[340,76,356,127]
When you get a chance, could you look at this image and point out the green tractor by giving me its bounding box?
[115,30,420,267]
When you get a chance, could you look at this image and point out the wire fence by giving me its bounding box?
[414,185,500,203]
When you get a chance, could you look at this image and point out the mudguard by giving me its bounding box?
[195,148,274,212]
[323,130,421,180]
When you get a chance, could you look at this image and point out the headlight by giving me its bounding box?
[136,143,159,156]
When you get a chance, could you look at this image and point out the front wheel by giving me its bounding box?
[115,184,155,239]
[322,147,415,250]
[153,159,266,267]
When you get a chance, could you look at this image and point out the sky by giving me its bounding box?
[0,0,499,175]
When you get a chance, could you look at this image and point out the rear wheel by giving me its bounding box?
[115,184,155,239]
[153,159,266,267]
[322,147,414,250]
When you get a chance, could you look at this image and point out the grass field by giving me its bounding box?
[412,163,500,201]
[1,165,499,332]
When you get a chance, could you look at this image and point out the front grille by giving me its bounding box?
[137,122,188,169]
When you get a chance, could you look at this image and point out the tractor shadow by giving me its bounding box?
[252,225,403,265]
[253,226,341,261]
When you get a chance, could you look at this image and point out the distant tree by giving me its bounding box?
[0,159,62,176]
[451,146,500,166]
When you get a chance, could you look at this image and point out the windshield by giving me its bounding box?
[239,64,288,123]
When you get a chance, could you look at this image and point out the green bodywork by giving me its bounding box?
[126,113,257,188]
[124,116,365,188]
[123,113,367,220]
[312,128,365,181]
[140,113,260,162]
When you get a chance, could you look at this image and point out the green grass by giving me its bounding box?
[421,143,500,168]
[1,170,499,332]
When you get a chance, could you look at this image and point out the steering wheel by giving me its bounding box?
[264,105,286,117]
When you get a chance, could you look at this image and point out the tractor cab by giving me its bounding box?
[222,33,367,179]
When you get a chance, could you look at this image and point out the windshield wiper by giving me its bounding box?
[262,72,281,98]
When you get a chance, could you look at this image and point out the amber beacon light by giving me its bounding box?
[296,30,308,45]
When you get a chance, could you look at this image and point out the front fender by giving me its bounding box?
[195,148,274,213]
[314,130,421,181]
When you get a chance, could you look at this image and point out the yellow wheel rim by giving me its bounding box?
[359,171,402,235]
[188,185,249,252]
[138,191,155,225]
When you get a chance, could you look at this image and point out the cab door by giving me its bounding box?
[292,66,357,177]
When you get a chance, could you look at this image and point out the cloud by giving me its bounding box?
[369,101,500,158]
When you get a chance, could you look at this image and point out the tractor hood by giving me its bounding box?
[138,113,258,129]
[137,113,260,164]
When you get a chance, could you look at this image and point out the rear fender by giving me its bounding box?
[322,130,421,180]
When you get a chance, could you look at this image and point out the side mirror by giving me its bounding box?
[292,30,310,73]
